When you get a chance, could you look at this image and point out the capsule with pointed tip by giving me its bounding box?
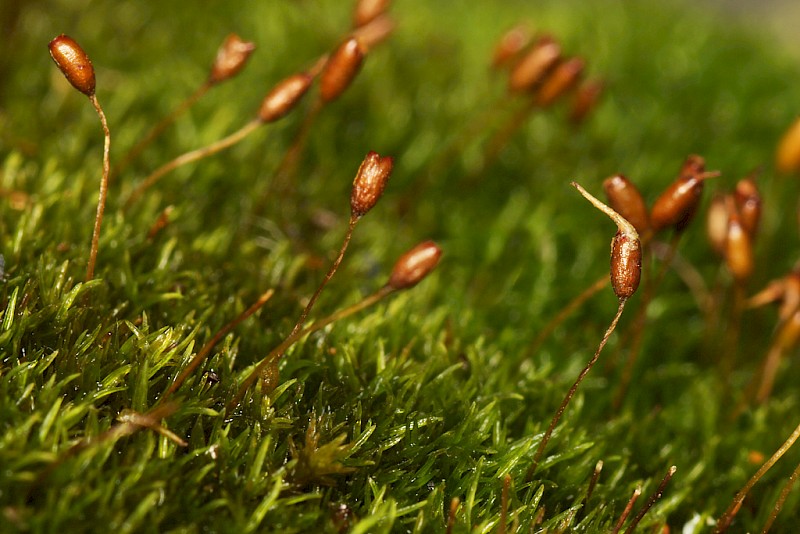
[48,34,96,97]
[388,241,442,290]
[603,174,650,237]
[320,38,365,103]
[351,151,393,218]
[209,33,256,84]
[650,155,718,233]
[257,72,314,123]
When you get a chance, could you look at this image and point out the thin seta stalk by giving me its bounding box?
[113,33,255,179]
[48,35,111,282]
[227,239,442,412]
[623,466,677,534]
[529,182,640,476]
[714,420,800,533]
[760,457,800,533]
[161,288,275,402]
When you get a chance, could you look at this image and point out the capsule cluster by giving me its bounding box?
[491,25,604,123]
[704,174,762,283]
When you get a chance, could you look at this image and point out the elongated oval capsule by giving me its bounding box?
[388,241,442,290]
[257,72,314,123]
[508,36,561,93]
[706,194,730,256]
[611,231,642,300]
[569,78,604,124]
[535,57,584,107]
[603,174,650,237]
[734,176,761,238]
[320,38,365,103]
[48,34,96,96]
[724,209,753,282]
[353,0,391,28]
[650,155,718,233]
[491,24,531,70]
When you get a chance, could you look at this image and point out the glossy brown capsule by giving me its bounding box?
[507,36,561,93]
[320,38,365,103]
[650,155,718,233]
[602,174,650,237]
[209,33,256,84]
[350,151,393,218]
[611,231,642,300]
[733,176,761,238]
[535,57,585,107]
[48,34,96,96]
[388,241,443,290]
[353,0,391,28]
[257,72,314,123]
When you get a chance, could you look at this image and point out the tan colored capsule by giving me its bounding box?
[706,194,730,256]
[507,36,561,93]
[353,0,391,28]
[776,116,800,175]
[257,72,314,123]
[209,33,256,84]
[535,57,585,107]
[602,174,650,237]
[733,176,761,238]
[48,34,96,96]
[724,208,754,283]
[569,79,604,124]
[351,151,393,218]
[491,24,531,70]
[611,231,642,300]
[388,241,442,290]
[650,155,719,233]
[320,38,365,103]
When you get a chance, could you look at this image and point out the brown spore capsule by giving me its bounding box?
[573,182,642,301]
[776,116,800,175]
[353,0,391,28]
[209,33,256,84]
[48,34,96,96]
[535,57,585,107]
[611,231,642,300]
[734,176,761,238]
[650,155,719,233]
[507,36,561,93]
[724,208,754,283]
[257,72,314,123]
[388,241,443,290]
[569,79,604,124]
[602,174,650,237]
[351,151,393,218]
[320,38,365,103]
[491,24,531,70]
